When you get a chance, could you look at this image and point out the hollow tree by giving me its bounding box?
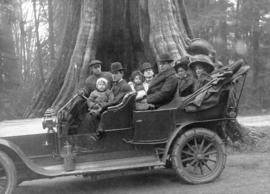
[25,0,193,117]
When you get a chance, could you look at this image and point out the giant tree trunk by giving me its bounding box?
[26,0,191,117]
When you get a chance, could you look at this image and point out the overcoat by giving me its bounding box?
[104,79,132,107]
[178,74,194,97]
[194,72,212,91]
[147,68,178,107]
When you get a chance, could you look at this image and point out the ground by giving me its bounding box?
[14,115,270,194]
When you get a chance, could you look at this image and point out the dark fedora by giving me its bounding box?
[158,53,174,63]
[189,54,214,74]
[110,62,125,73]
[89,59,102,67]
[140,62,152,72]
[174,56,190,71]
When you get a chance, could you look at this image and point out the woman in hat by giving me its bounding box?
[140,62,155,92]
[174,56,194,97]
[189,54,214,91]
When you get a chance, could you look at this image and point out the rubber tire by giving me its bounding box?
[172,128,226,184]
[0,151,17,194]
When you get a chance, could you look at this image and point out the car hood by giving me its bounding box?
[0,118,46,137]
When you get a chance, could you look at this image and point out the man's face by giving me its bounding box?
[91,64,102,75]
[158,61,171,72]
[143,68,154,78]
[112,71,123,82]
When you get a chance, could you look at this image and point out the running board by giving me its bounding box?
[38,155,164,177]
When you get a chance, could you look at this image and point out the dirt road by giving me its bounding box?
[14,115,270,194]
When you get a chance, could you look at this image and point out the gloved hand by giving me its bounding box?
[77,89,85,97]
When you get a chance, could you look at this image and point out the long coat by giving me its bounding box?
[194,72,212,91]
[146,68,178,107]
[104,79,132,107]
[178,74,194,97]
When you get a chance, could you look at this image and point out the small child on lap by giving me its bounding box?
[87,78,114,116]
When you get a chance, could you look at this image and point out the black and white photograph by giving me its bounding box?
[0,0,270,193]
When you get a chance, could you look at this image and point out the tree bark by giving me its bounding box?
[26,0,191,117]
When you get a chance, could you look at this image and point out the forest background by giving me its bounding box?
[0,0,270,121]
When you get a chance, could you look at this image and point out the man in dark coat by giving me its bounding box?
[146,54,178,107]
[103,62,132,108]
[65,60,112,135]
[82,60,113,97]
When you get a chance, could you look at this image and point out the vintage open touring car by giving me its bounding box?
[0,60,249,194]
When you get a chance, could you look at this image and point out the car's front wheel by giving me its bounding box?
[172,128,226,184]
[0,151,17,194]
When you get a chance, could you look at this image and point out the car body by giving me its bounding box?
[0,62,249,194]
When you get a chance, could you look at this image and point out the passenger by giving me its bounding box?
[128,70,145,92]
[87,78,114,116]
[64,60,112,135]
[174,56,194,97]
[94,62,132,138]
[140,62,155,92]
[146,54,178,108]
[82,60,113,97]
[128,70,146,100]
[102,62,132,109]
[189,55,214,91]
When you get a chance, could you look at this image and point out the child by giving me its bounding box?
[128,70,146,100]
[87,78,114,116]
[189,55,214,91]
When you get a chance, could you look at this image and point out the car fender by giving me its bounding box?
[162,119,226,163]
[0,138,52,177]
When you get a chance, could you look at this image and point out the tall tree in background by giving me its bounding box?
[32,0,44,84]
[25,0,192,117]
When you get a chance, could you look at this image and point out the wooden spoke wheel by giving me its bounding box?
[0,151,17,194]
[172,128,226,184]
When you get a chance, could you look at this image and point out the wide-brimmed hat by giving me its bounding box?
[110,62,125,73]
[157,53,174,63]
[140,62,153,72]
[189,54,214,74]
[174,56,190,71]
[89,59,102,67]
[187,38,215,56]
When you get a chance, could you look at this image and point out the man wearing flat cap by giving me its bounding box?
[65,60,112,137]
[146,54,178,107]
[82,60,113,97]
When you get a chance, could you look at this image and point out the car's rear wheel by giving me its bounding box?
[172,128,226,184]
[0,151,17,194]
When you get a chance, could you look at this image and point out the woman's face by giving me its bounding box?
[134,75,142,85]
[177,67,187,78]
[143,68,154,78]
[195,65,205,78]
